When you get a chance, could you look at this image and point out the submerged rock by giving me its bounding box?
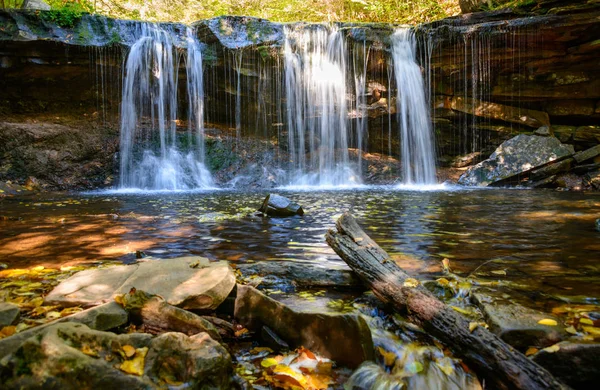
[0,302,19,327]
[45,256,235,310]
[258,194,304,217]
[472,289,566,351]
[532,341,600,389]
[458,134,575,186]
[235,261,362,289]
[0,322,231,389]
[234,284,373,368]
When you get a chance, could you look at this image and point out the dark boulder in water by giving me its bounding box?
[258,194,304,217]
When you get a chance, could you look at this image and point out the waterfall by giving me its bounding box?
[118,25,213,190]
[392,29,437,185]
[283,25,360,187]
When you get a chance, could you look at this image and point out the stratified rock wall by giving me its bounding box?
[0,4,599,190]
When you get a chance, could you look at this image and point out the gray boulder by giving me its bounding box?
[234,284,373,368]
[0,322,231,389]
[0,302,128,360]
[45,256,235,310]
[258,194,304,217]
[472,289,566,351]
[458,134,574,186]
[23,0,51,11]
[532,342,600,389]
[0,303,19,327]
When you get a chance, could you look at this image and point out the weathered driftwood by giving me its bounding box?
[325,212,569,390]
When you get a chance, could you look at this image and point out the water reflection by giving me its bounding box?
[1,188,599,299]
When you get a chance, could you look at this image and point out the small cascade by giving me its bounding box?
[118,25,213,190]
[283,25,360,187]
[392,29,437,186]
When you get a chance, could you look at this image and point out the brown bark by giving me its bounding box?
[325,212,570,390]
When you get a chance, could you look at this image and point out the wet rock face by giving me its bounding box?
[472,290,566,351]
[458,134,574,186]
[0,323,231,390]
[532,342,600,389]
[234,284,374,368]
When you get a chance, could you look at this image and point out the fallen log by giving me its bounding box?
[325,212,569,390]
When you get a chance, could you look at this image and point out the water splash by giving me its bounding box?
[118,25,213,190]
[392,29,437,186]
[283,25,360,187]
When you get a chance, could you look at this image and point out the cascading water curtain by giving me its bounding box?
[392,28,437,186]
[119,25,213,190]
[283,25,360,187]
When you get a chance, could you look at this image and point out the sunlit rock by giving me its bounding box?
[45,256,235,310]
[458,134,575,186]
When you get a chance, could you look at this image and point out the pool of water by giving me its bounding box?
[1,186,600,303]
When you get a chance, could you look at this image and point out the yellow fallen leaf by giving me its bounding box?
[582,326,600,337]
[537,319,557,326]
[579,318,594,326]
[81,345,98,357]
[261,358,279,368]
[542,344,560,353]
[0,326,16,338]
[46,311,61,320]
[469,322,478,333]
[250,347,273,354]
[565,326,578,335]
[403,278,419,288]
[377,346,397,367]
[450,306,472,316]
[525,347,538,356]
[114,294,125,305]
[436,278,450,287]
[490,270,507,276]
[119,347,148,376]
[122,345,136,358]
[31,266,45,271]
[269,364,308,389]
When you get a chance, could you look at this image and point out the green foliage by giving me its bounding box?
[0,0,25,9]
[91,0,461,24]
[42,1,94,29]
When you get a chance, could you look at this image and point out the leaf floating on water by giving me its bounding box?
[403,278,419,288]
[537,319,558,326]
[490,270,507,276]
[442,258,451,273]
[525,347,539,356]
[582,326,600,337]
[542,344,560,353]
[119,347,148,376]
[406,361,424,375]
[377,346,397,367]
[579,318,594,326]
